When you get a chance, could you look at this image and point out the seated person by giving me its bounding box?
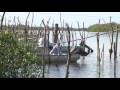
[49,43,63,55]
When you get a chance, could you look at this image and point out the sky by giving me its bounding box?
[0,12,120,28]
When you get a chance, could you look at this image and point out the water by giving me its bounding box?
[27,30,120,78]
[42,31,120,78]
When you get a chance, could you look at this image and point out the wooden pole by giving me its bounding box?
[114,42,116,78]
[110,16,114,60]
[42,20,47,78]
[96,33,100,78]
[99,48,101,78]
[102,43,104,77]
[115,26,118,59]
[65,24,70,78]
[0,12,5,31]
[47,17,51,65]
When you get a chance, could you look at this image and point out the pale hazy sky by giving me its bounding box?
[0,12,120,28]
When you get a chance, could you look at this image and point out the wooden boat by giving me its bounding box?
[37,45,92,56]
[38,53,80,63]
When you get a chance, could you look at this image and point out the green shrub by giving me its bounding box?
[0,31,42,78]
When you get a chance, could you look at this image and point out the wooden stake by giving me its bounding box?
[0,12,5,31]
[65,24,70,78]
[115,26,118,59]
[42,20,47,78]
[102,43,104,77]
[110,16,114,60]
[114,42,116,78]
[96,33,100,78]
[47,17,51,65]
[99,48,101,78]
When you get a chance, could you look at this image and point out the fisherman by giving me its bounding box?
[80,40,93,53]
[49,42,63,55]
[75,40,93,56]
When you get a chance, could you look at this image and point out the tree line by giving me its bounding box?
[87,22,120,32]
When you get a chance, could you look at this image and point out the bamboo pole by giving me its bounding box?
[65,24,70,78]
[114,42,116,78]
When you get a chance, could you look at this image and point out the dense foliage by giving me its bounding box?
[0,31,42,78]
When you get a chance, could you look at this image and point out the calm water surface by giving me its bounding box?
[40,31,120,78]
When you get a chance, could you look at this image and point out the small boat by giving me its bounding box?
[38,53,80,63]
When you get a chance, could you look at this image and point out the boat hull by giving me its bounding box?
[38,54,80,63]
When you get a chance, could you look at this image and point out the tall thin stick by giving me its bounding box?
[110,16,114,60]
[42,20,46,78]
[0,12,5,31]
[115,26,118,59]
[114,42,116,78]
[99,48,101,78]
[47,17,51,65]
[96,33,100,78]
[65,24,70,78]
[83,22,85,60]
[102,43,104,77]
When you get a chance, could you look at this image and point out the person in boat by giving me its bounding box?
[75,40,93,56]
[49,43,63,55]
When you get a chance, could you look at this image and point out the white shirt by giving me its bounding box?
[49,44,62,55]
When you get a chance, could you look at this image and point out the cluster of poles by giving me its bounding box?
[96,18,119,78]
[0,12,120,78]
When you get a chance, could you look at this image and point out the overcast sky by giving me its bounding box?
[0,12,120,28]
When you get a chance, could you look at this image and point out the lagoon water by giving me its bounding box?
[31,30,120,78]
[38,31,120,78]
